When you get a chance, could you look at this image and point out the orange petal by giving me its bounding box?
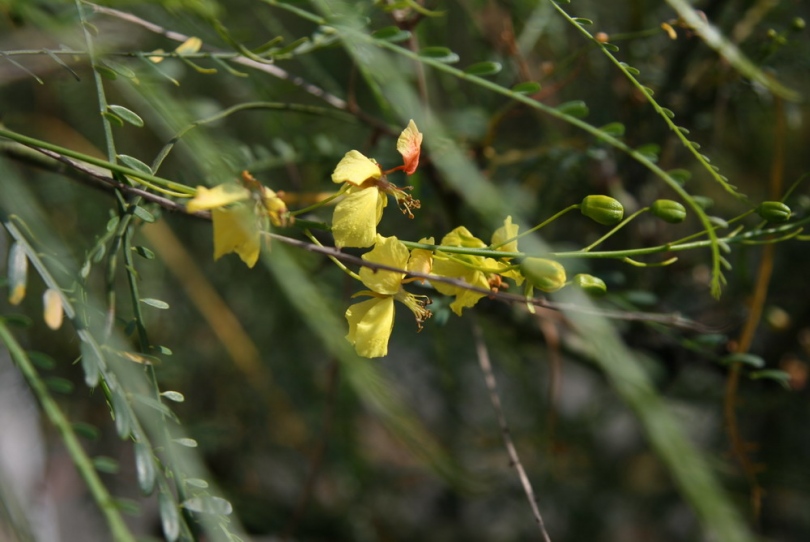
[396,120,423,175]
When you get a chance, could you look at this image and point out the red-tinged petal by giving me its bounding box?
[396,119,423,175]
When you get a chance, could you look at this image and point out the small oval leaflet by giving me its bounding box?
[107,105,144,127]
[28,350,56,370]
[667,169,692,185]
[599,122,625,137]
[720,353,765,368]
[161,390,185,402]
[72,422,100,440]
[118,154,153,174]
[661,107,675,119]
[141,298,169,309]
[556,100,589,118]
[94,65,118,81]
[419,46,460,64]
[135,442,156,495]
[113,498,141,517]
[45,377,74,394]
[93,456,120,474]
[463,61,502,76]
[159,491,181,542]
[372,26,412,42]
[181,496,233,516]
[132,206,156,223]
[173,437,198,448]
[80,340,101,387]
[184,478,209,489]
[111,389,132,439]
[511,81,541,95]
[573,17,593,25]
[619,62,640,75]
[603,43,620,52]
[133,246,156,259]
[749,369,791,389]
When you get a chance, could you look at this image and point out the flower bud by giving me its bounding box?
[520,258,567,292]
[650,199,686,223]
[756,201,791,223]
[580,195,624,225]
[573,274,607,296]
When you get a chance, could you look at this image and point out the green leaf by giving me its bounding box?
[173,437,198,448]
[72,422,100,440]
[111,389,132,439]
[619,62,640,75]
[642,86,655,96]
[159,491,180,542]
[419,46,460,63]
[102,111,125,127]
[463,61,502,76]
[152,344,173,355]
[93,456,120,474]
[372,26,412,42]
[573,17,593,25]
[273,37,310,56]
[3,314,32,328]
[749,369,791,388]
[693,195,714,209]
[511,81,541,94]
[117,154,152,174]
[719,353,765,368]
[94,65,117,80]
[603,43,620,52]
[132,206,156,223]
[102,59,136,79]
[661,107,675,118]
[161,391,185,402]
[113,498,141,516]
[28,350,56,369]
[555,100,589,118]
[636,143,660,161]
[667,169,692,184]
[599,122,625,137]
[107,105,144,127]
[676,126,690,135]
[181,496,233,515]
[132,394,178,421]
[45,377,73,394]
[184,478,209,489]
[134,442,156,495]
[252,36,284,54]
[80,340,101,387]
[141,298,169,309]
[132,246,155,259]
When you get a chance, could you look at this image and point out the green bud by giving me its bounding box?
[650,199,687,223]
[756,201,791,223]
[520,258,567,292]
[573,274,607,296]
[793,17,806,31]
[580,195,624,226]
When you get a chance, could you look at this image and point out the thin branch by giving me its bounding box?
[472,321,552,542]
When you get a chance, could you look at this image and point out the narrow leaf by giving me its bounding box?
[132,246,155,259]
[140,298,169,309]
[161,391,185,402]
[511,81,541,94]
[463,61,502,76]
[117,155,152,174]
[599,122,625,137]
[134,442,156,495]
[28,351,55,370]
[72,422,100,440]
[372,26,412,42]
[93,456,120,474]
[418,46,460,63]
[720,353,765,368]
[555,100,589,118]
[45,377,73,394]
[80,340,101,387]
[181,496,233,515]
[184,478,209,489]
[108,105,144,127]
[159,491,180,542]
[111,389,132,439]
[173,438,198,448]
[132,206,156,223]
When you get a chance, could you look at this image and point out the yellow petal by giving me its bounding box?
[332,150,381,186]
[332,186,386,249]
[406,236,434,280]
[262,187,289,227]
[212,206,261,268]
[148,49,165,63]
[396,119,423,175]
[175,36,202,55]
[491,215,519,253]
[431,254,489,316]
[187,184,250,213]
[359,235,408,295]
[441,226,487,249]
[345,296,395,358]
[43,288,63,330]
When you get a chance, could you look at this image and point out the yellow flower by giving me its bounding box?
[431,227,491,316]
[186,172,288,268]
[345,235,431,358]
[330,122,422,249]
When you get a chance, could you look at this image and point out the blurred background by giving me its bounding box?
[1,0,809,540]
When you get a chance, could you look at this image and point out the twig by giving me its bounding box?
[472,321,552,542]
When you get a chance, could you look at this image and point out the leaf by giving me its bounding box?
[132,246,155,259]
[111,389,132,439]
[42,289,63,330]
[8,242,28,305]
[117,154,152,174]
[175,36,202,55]
[132,394,178,421]
[372,26,412,42]
[463,61,502,76]
[667,169,692,184]
[181,496,233,515]
[511,81,541,94]
[661,107,675,118]
[555,100,589,118]
[603,43,620,52]
[72,422,100,440]
[102,111,125,127]
[102,59,136,79]
[94,64,117,80]
[597,122,624,137]
[161,391,185,402]
[418,46,460,63]
[749,369,791,388]
[27,351,55,369]
[140,298,169,309]
[132,206,156,223]
[184,478,209,489]
[636,143,660,161]
[113,498,141,516]
[619,62,640,75]
[173,438,198,448]
[720,353,765,368]
[134,442,156,495]
[93,456,120,474]
[80,340,101,387]
[45,377,73,394]
[159,491,180,542]
[573,17,593,25]
[107,105,144,127]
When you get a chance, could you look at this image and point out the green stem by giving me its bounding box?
[490,204,578,249]
[0,321,136,542]
[305,229,362,281]
[0,128,195,195]
[581,207,649,252]
[290,183,350,216]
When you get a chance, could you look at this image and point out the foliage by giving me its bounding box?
[1,0,809,540]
